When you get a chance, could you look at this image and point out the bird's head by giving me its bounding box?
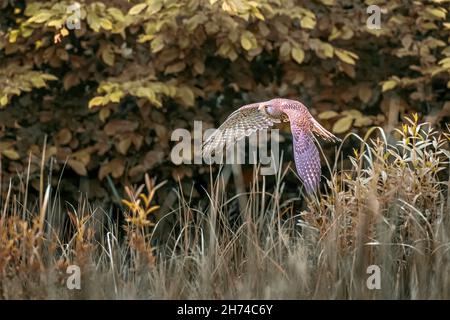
[258,102,283,118]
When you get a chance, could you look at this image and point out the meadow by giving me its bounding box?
[1,116,449,299]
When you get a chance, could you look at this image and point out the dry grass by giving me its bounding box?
[1,116,449,299]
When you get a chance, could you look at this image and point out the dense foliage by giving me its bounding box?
[0,0,449,201]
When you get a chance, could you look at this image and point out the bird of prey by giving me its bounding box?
[202,98,340,194]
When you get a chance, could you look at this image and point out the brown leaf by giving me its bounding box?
[116,136,132,155]
[68,159,87,176]
[358,84,373,104]
[144,151,164,169]
[104,120,139,136]
[99,158,125,180]
[56,128,72,145]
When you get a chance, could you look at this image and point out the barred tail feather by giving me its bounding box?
[310,116,341,143]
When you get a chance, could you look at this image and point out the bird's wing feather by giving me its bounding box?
[310,116,341,142]
[290,122,321,194]
[203,103,280,158]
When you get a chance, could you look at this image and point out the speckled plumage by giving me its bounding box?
[203,98,340,193]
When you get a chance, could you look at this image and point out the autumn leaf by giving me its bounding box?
[56,128,72,145]
[2,149,20,160]
[318,111,339,120]
[129,3,147,15]
[89,96,106,108]
[381,80,397,92]
[335,49,358,65]
[68,159,87,176]
[358,84,373,104]
[0,95,8,107]
[240,31,256,51]
[332,116,353,134]
[291,47,305,64]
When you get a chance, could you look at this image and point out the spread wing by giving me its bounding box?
[202,103,280,158]
[290,122,321,194]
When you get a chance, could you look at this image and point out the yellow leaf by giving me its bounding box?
[329,26,341,41]
[135,87,155,100]
[354,116,373,127]
[101,45,115,66]
[240,31,256,51]
[128,3,147,15]
[107,8,125,22]
[147,0,163,14]
[60,27,69,37]
[89,96,106,108]
[47,19,65,28]
[241,38,252,50]
[291,47,305,64]
[0,95,8,107]
[9,30,19,43]
[335,49,357,65]
[438,57,450,68]
[87,12,101,32]
[100,18,113,30]
[30,76,46,88]
[381,80,397,92]
[30,12,52,23]
[99,108,111,122]
[332,116,353,134]
[2,149,20,160]
[320,42,334,58]
[300,16,316,29]
[109,91,123,103]
[425,7,447,20]
[151,35,165,53]
[342,109,362,118]
[318,111,339,120]
[279,41,291,59]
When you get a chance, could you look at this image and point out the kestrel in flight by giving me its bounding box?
[202,98,340,194]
